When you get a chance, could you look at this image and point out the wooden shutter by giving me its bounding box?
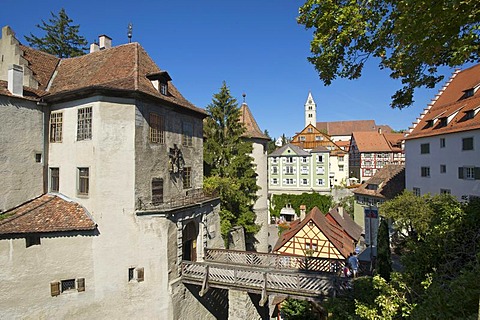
[136,267,144,282]
[458,167,464,179]
[50,281,60,296]
[77,278,85,292]
[475,167,480,180]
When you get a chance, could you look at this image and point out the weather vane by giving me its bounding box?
[127,23,133,43]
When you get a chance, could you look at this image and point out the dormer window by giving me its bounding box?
[439,117,447,127]
[146,71,172,96]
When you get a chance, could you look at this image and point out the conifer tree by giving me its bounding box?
[203,82,259,240]
[376,218,392,281]
[25,8,87,58]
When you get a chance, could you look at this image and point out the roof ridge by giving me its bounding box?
[134,42,139,91]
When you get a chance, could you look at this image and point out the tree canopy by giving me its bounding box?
[297,0,480,109]
[25,8,88,58]
[203,82,260,240]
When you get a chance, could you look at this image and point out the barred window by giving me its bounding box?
[61,279,75,292]
[182,122,193,147]
[149,113,164,144]
[183,167,192,189]
[77,107,92,141]
[50,112,63,142]
[78,168,89,195]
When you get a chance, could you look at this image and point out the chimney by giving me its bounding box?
[8,64,23,97]
[378,127,382,134]
[99,35,112,50]
[337,206,344,217]
[90,42,100,53]
[299,204,306,220]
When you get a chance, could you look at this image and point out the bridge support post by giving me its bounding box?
[199,265,209,297]
[260,272,268,307]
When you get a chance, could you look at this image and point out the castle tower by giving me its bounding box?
[305,92,316,128]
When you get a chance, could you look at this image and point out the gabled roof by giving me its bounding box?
[19,45,60,91]
[406,63,480,140]
[353,164,405,199]
[273,207,354,258]
[316,120,392,136]
[239,102,269,140]
[325,206,363,241]
[268,143,310,157]
[351,131,404,152]
[0,194,96,235]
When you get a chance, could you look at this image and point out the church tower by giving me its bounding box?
[304,92,316,128]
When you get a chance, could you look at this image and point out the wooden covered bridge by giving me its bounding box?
[180,248,354,305]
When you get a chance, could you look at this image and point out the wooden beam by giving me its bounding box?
[260,272,268,306]
[199,265,209,297]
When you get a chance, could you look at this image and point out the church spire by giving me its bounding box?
[304,91,316,128]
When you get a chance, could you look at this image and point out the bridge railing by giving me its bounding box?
[204,248,346,274]
[181,260,351,299]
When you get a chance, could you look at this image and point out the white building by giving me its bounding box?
[304,91,317,127]
[0,26,223,319]
[405,64,480,200]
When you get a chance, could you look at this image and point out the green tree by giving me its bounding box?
[281,299,319,320]
[297,1,480,109]
[376,218,392,281]
[203,82,259,240]
[263,129,277,154]
[25,8,87,58]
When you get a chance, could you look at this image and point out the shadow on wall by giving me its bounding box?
[184,284,228,320]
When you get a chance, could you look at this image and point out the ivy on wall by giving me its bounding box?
[270,193,333,218]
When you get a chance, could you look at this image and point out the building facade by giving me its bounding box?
[0,26,223,319]
[405,64,480,200]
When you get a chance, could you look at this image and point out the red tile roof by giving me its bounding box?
[19,45,60,91]
[352,131,404,152]
[0,194,96,234]
[353,164,405,199]
[316,120,392,136]
[325,206,363,241]
[273,207,355,258]
[406,64,480,140]
[239,102,269,140]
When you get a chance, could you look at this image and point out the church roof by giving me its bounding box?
[239,102,269,140]
[351,131,404,152]
[0,194,96,235]
[316,120,392,136]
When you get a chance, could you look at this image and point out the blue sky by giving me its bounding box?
[1,1,463,139]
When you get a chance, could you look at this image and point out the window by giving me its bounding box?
[300,166,309,174]
[308,113,312,118]
[160,82,168,95]
[420,143,430,154]
[183,167,192,189]
[271,166,278,174]
[315,136,323,141]
[364,153,372,158]
[128,268,135,281]
[286,157,294,163]
[338,156,344,162]
[364,161,372,167]
[78,168,89,195]
[299,136,306,141]
[271,178,278,185]
[182,122,193,147]
[301,178,308,185]
[440,189,451,194]
[316,167,325,174]
[462,137,474,150]
[50,112,63,142]
[301,157,308,163]
[440,138,446,148]
[271,157,278,164]
[364,169,372,176]
[458,166,480,180]
[285,178,294,185]
[316,155,323,163]
[307,127,313,133]
[316,179,324,186]
[26,236,41,247]
[61,279,76,292]
[50,168,59,192]
[465,109,475,120]
[440,164,446,173]
[77,107,92,141]
[421,166,430,177]
[50,278,85,296]
[152,178,164,205]
[285,166,294,174]
[35,153,42,163]
[413,187,421,196]
[305,240,318,251]
[149,113,164,144]
[128,267,144,282]
[339,165,344,172]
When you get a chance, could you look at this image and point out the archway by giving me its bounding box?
[182,220,198,261]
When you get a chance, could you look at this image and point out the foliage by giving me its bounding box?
[203,82,259,241]
[297,0,480,109]
[277,221,290,236]
[270,193,332,218]
[263,129,277,154]
[280,299,319,320]
[25,8,87,58]
[376,218,392,281]
[335,195,354,214]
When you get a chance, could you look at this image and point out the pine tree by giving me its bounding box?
[25,8,87,58]
[203,82,259,241]
[376,218,392,281]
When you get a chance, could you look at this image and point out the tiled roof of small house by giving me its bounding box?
[273,207,354,258]
[19,45,60,91]
[326,206,363,241]
[316,120,392,136]
[0,80,44,101]
[353,164,405,199]
[406,63,480,140]
[0,194,96,235]
[269,143,310,157]
[239,102,269,140]
[352,131,404,152]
